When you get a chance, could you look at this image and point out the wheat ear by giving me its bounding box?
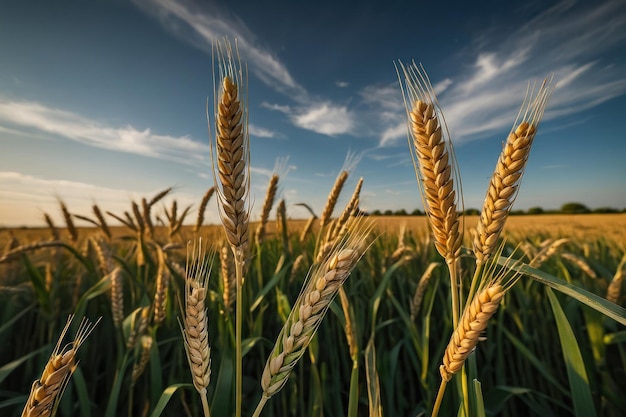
[180,239,212,417]
[44,213,60,241]
[220,244,235,311]
[59,200,78,243]
[195,187,216,233]
[410,262,440,321]
[153,247,169,325]
[92,204,111,239]
[473,79,554,265]
[440,283,504,382]
[210,40,249,417]
[131,335,153,385]
[320,170,348,229]
[255,174,279,244]
[398,61,463,327]
[21,316,99,417]
[257,217,373,409]
[110,267,124,328]
[607,255,626,304]
[399,63,462,264]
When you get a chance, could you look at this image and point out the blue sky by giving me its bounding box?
[1,0,625,227]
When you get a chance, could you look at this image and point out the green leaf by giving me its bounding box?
[249,265,288,312]
[472,380,486,417]
[499,257,626,325]
[149,383,194,417]
[546,288,597,417]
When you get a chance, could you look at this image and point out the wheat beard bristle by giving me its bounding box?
[410,100,461,263]
[439,284,504,382]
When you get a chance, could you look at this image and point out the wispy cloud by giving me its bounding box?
[249,123,278,138]
[134,0,362,138]
[0,98,209,165]
[291,103,354,136]
[377,0,626,146]
[0,171,203,227]
[133,0,306,100]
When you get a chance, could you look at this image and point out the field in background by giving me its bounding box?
[1,212,625,416]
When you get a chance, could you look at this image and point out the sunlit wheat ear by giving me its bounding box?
[397,62,462,265]
[131,335,153,386]
[110,267,124,328]
[529,237,569,267]
[561,252,598,279]
[260,216,374,399]
[320,170,348,229]
[44,213,60,241]
[439,253,522,382]
[210,39,250,263]
[21,316,99,417]
[256,174,279,244]
[410,262,441,321]
[59,200,78,243]
[195,186,216,233]
[220,244,236,311]
[180,239,212,397]
[473,78,554,265]
[607,255,626,304]
[153,247,170,326]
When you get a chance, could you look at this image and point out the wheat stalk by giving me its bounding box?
[180,239,212,417]
[21,316,99,417]
[473,79,554,265]
[254,216,373,414]
[399,63,462,265]
[398,61,463,327]
[210,40,250,417]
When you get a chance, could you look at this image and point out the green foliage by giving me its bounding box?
[561,202,591,214]
[1,220,625,417]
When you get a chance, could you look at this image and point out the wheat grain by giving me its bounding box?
[220,245,235,311]
[410,262,440,321]
[473,79,554,265]
[212,43,250,260]
[110,267,124,328]
[440,284,504,382]
[195,187,216,233]
[606,255,626,304]
[256,174,279,244]
[320,170,348,229]
[181,239,212,397]
[398,62,462,265]
[21,316,99,417]
[92,204,111,239]
[260,216,373,399]
[131,335,153,385]
[59,200,78,243]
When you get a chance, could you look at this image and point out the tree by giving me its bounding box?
[394,209,408,216]
[560,202,590,214]
[464,208,480,216]
[371,209,382,216]
[527,206,544,215]
[411,209,423,216]
[383,209,393,216]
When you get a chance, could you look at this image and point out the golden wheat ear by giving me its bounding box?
[397,61,463,266]
[21,316,99,417]
[260,216,374,400]
[209,39,250,265]
[473,77,555,265]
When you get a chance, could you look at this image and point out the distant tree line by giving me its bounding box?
[368,202,626,216]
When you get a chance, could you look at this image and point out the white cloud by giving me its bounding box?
[133,0,307,100]
[292,103,354,136]
[261,102,291,114]
[336,81,349,88]
[249,123,277,138]
[0,98,209,165]
[429,0,626,143]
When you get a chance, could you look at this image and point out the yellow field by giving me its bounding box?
[2,214,625,250]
